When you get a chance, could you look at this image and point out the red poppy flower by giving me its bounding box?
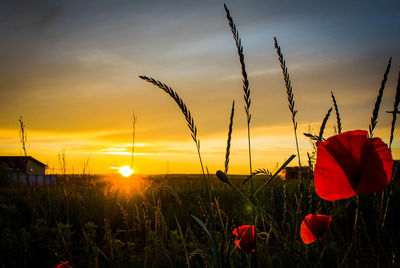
[314,130,393,201]
[55,261,70,268]
[233,225,255,253]
[300,214,331,244]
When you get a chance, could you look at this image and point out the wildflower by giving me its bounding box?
[232,225,255,253]
[55,261,70,268]
[314,130,393,201]
[300,214,331,244]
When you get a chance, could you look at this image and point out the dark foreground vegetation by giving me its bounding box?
[0,172,399,267]
[2,3,399,267]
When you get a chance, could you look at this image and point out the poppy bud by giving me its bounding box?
[216,170,230,184]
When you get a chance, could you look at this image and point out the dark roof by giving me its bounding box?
[0,156,47,167]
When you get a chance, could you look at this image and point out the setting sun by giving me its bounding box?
[117,166,134,177]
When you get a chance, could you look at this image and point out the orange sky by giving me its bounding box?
[0,0,399,174]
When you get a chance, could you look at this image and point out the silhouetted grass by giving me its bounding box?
[274,37,301,167]
[331,91,342,134]
[318,107,332,141]
[224,101,235,174]
[388,72,400,149]
[369,57,392,137]
[1,173,399,267]
[224,4,254,191]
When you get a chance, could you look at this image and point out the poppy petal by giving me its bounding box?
[232,227,238,237]
[357,138,393,194]
[232,225,255,253]
[314,141,356,201]
[234,238,241,248]
[55,261,70,268]
[300,220,316,244]
[306,214,331,238]
[314,130,392,201]
[322,130,368,188]
[300,214,331,244]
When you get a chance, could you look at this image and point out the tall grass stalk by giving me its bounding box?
[138,76,209,198]
[283,173,287,223]
[58,150,67,176]
[331,91,342,134]
[224,100,235,174]
[18,116,28,157]
[369,57,392,137]
[57,150,70,223]
[175,216,191,268]
[367,58,392,232]
[381,164,397,230]
[224,4,253,191]
[381,72,400,230]
[388,72,400,149]
[131,111,137,170]
[81,157,90,176]
[274,37,301,168]
[318,107,332,141]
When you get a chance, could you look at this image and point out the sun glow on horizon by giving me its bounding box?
[111,166,134,177]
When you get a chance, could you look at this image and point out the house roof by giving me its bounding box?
[0,156,47,167]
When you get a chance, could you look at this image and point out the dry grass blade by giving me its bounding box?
[319,107,332,141]
[369,57,392,137]
[388,72,400,149]
[224,4,251,124]
[139,75,199,146]
[274,37,301,166]
[331,91,342,134]
[224,100,235,174]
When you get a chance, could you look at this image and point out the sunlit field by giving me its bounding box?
[1,2,400,268]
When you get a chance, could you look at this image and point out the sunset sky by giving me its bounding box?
[0,0,399,174]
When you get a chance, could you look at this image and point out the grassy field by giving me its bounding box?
[0,172,399,267]
[1,4,399,267]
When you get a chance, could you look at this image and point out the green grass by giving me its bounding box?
[0,172,399,267]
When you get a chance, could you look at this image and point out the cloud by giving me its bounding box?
[216,67,282,82]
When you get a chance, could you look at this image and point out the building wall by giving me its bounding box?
[27,160,45,175]
[283,166,311,180]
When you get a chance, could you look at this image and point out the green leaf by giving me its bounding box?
[191,215,219,268]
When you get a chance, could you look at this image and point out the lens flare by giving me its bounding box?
[118,166,134,177]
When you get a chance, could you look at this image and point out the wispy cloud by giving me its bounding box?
[216,67,281,82]
[102,152,149,156]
